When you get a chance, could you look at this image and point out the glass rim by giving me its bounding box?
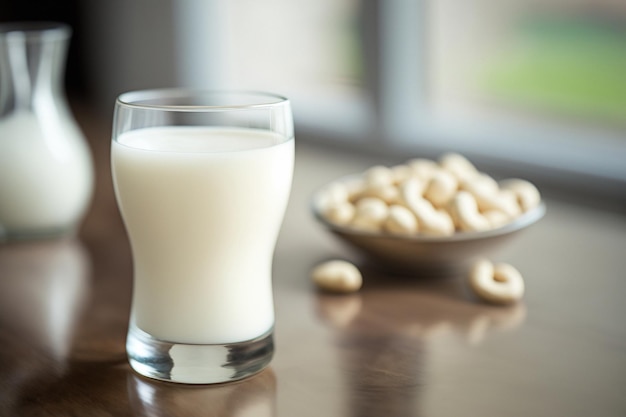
[0,21,71,41]
[116,89,290,112]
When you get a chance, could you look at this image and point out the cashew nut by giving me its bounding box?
[464,184,521,220]
[449,191,491,232]
[398,177,427,204]
[402,187,454,236]
[364,165,394,188]
[322,201,355,226]
[312,260,363,293]
[406,158,439,181]
[351,197,389,232]
[439,153,477,180]
[424,170,458,208]
[500,179,541,212]
[360,183,400,205]
[384,204,418,235]
[460,172,499,195]
[469,259,525,304]
[390,164,414,184]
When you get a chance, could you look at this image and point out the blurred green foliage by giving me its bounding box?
[480,15,626,125]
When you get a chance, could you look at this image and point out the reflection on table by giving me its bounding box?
[315,269,526,416]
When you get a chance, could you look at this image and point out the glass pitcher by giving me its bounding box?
[0,22,94,241]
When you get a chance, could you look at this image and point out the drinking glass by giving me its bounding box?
[111,89,294,384]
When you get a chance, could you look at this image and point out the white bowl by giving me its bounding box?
[312,189,546,274]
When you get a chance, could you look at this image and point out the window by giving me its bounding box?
[175,0,372,140]
[176,0,626,191]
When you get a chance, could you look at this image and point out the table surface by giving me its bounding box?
[1,111,625,417]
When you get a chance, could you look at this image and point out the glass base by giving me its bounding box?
[126,324,274,384]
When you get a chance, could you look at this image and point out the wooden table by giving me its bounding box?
[1,111,625,417]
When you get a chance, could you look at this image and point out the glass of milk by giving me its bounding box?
[111,89,294,384]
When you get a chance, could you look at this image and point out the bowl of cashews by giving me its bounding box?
[312,153,545,273]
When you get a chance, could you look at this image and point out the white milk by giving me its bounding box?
[0,111,93,235]
[112,126,294,344]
